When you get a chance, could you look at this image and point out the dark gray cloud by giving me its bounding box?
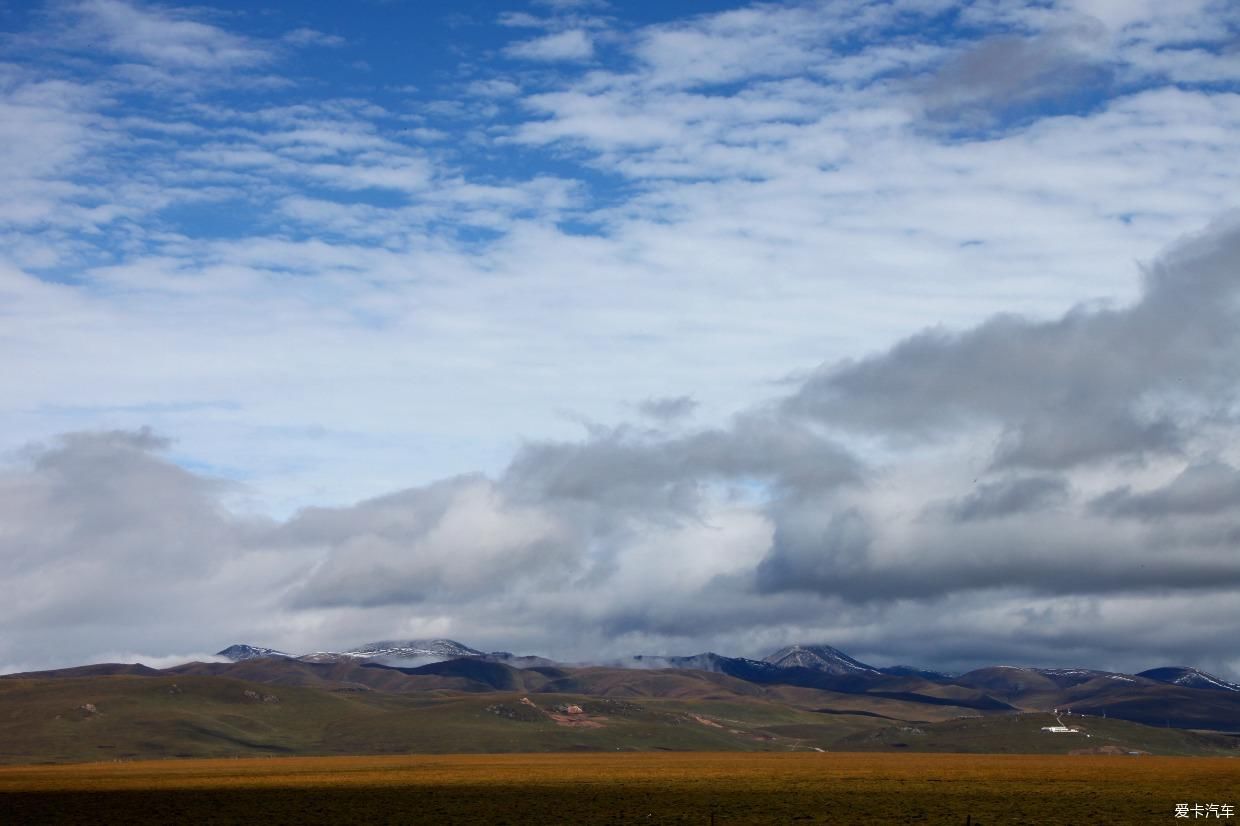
[920,30,1108,127]
[753,503,1240,602]
[1092,462,1240,520]
[636,395,698,423]
[839,589,1240,679]
[936,475,1071,522]
[785,221,1240,469]
[503,410,860,511]
[754,505,872,595]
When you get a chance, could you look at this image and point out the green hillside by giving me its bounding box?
[834,711,1239,756]
[0,674,878,764]
[2,673,1235,765]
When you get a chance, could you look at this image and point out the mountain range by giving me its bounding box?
[1,638,1236,765]
[214,638,1240,698]
[201,638,1240,730]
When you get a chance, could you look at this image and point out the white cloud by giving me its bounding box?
[67,0,270,69]
[95,652,232,668]
[467,78,522,98]
[282,27,346,48]
[288,476,580,607]
[506,29,595,62]
[1065,0,1211,31]
[534,0,608,9]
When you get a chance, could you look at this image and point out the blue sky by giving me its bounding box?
[4,0,1240,674]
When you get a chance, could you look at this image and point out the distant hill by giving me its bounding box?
[1138,666,1240,692]
[1,669,1234,766]
[9,636,1238,764]
[0,663,163,679]
[363,659,527,692]
[877,665,956,681]
[832,711,1237,756]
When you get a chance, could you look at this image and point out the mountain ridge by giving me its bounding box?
[9,637,1240,741]
[212,639,1239,695]
[1137,666,1240,692]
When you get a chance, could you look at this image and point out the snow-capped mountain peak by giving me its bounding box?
[215,644,291,662]
[762,644,881,675]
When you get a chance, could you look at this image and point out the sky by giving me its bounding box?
[3,0,1240,677]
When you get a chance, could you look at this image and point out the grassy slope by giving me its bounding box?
[2,672,1234,765]
[0,676,360,764]
[0,675,878,765]
[834,711,1240,756]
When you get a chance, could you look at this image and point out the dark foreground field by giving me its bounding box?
[1,752,1236,825]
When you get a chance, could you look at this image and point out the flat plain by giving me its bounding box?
[2,751,1237,825]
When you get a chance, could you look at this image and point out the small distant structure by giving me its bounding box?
[1042,711,1082,733]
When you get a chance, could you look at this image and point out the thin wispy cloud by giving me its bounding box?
[63,0,271,69]
[505,29,595,61]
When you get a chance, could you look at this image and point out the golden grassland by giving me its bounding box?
[1,751,1237,824]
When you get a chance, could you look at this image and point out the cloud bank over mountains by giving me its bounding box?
[5,221,1240,677]
[1,0,1239,675]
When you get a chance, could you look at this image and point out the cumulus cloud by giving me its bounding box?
[0,431,298,672]
[285,476,580,608]
[741,220,1240,611]
[503,411,859,513]
[785,221,1240,470]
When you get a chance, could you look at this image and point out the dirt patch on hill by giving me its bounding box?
[503,697,608,728]
[548,713,606,729]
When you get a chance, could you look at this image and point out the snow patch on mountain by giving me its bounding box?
[1032,668,1140,687]
[298,639,484,666]
[1138,666,1240,692]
